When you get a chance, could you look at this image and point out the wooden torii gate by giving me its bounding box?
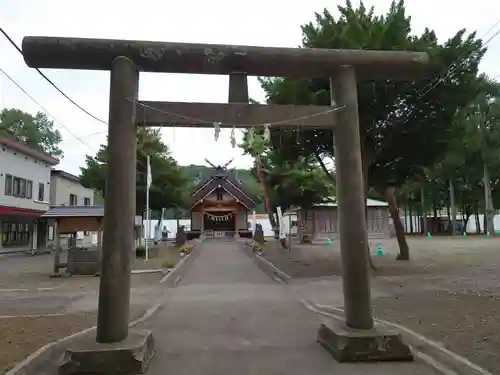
[22,37,428,372]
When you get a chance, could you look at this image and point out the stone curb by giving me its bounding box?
[131,268,165,274]
[159,241,201,287]
[5,242,202,375]
[239,241,292,284]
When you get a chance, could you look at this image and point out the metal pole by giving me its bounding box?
[330,68,373,330]
[97,56,138,343]
[145,155,150,262]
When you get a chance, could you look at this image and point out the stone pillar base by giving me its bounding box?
[59,329,155,375]
[317,319,413,362]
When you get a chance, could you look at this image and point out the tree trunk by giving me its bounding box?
[316,151,376,271]
[409,204,414,234]
[256,158,278,238]
[475,212,481,234]
[361,155,377,272]
[483,163,495,235]
[449,179,457,236]
[421,185,428,235]
[402,203,407,232]
[463,213,471,233]
[446,197,451,233]
[384,187,410,260]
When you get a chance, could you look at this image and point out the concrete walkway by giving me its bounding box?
[139,241,441,374]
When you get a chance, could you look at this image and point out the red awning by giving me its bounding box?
[0,206,45,217]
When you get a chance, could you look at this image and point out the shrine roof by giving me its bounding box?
[191,167,260,209]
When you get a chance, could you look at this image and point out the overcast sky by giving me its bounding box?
[1,0,499,175]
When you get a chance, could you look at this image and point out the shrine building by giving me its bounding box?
[188,160,260,238]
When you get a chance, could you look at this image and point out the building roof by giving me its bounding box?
[51,169,85,185]
[0,134,59,165]
[191,166,260,209]
[41,205,104,218]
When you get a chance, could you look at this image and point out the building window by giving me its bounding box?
[26,180,33,199]
[1,221,30,247]
[4,174,12,195]
[69,194,78,205]
[13,177,21,197]
[19,178,26,198]
[38,182,45,201]
[4,175,34,199]
[216,189,223,201]
[84,197,91,206]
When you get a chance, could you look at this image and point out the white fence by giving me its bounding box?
[402,214,500,233]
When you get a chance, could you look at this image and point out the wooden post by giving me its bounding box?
[449,179,456,235]
[330,68,373,330]
[52,220,61,276]
[95,219,103,276]
[421,185,427,235]
[234,210,238,236]
[96,56,138,343]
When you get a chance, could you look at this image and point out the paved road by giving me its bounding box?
[138,241,440,375]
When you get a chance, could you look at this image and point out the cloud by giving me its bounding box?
[1,0,499,175]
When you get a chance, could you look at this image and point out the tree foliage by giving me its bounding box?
[260,0,485,189]
[0,108,63,157]
[399,77,500,232]
[249,0,487,256]
[241,131,334,213]
[80,128,188,213]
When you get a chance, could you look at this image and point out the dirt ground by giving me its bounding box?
[0,313,96,374]
[0,243,191,373]
[0,304,149,375]
[262,236,500,374]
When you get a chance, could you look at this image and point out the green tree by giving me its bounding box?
[438,77,500,233]
[398,77,500,236]
[0,108,63,157]
[80,128,188,214]
[241,131,333,238]
[257,0,485,259]
[263,153,334,213]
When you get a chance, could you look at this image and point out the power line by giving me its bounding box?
[0,66,96,153]
[0,27,108,125]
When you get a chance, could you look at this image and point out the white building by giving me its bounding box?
[0,134,59,251]
[50,170,94,207]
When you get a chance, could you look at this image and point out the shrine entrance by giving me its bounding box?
[203,211,235,232]
[21,35,428,370]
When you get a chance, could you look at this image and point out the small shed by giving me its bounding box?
[296,198,390,242]
[41,206,104,276]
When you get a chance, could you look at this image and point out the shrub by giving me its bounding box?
[252,246,263,255]
[179,246,193,254]
[161,259,176,269]
[136,246,146,258]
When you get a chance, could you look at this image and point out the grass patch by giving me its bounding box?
[133,243,182,270]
